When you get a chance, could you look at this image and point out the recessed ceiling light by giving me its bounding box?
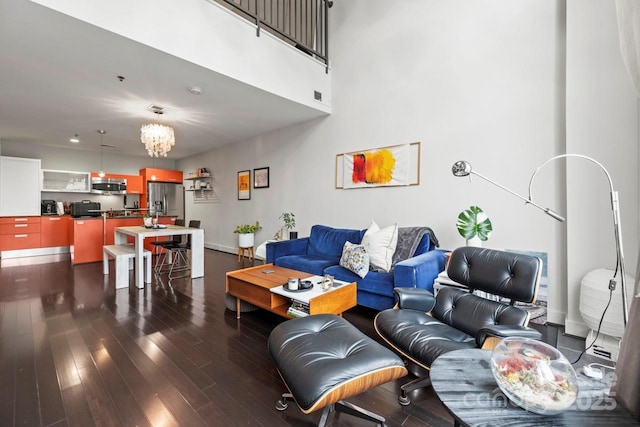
[188,86,203,95]
[70,134,80,143]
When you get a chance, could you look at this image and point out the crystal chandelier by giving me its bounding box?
[140,122,175,157]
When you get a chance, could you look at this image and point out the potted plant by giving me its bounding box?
[279,212,297,239]
[456,205,492,247]
[234,221,262,247]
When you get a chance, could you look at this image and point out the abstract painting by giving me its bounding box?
[336,143,420,189]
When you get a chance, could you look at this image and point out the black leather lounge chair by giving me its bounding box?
[374,246,543,405]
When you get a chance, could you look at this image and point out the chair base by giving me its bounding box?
[399,375,432,406]
[276,393,388,427]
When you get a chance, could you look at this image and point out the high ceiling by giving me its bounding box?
[0,0,327,159]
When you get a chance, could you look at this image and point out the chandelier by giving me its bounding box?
[140,122,175,157]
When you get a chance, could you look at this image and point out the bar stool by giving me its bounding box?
[151,219,184,273]
[157,220,200,279]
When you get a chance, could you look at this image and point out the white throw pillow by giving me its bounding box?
[361,220,398,273]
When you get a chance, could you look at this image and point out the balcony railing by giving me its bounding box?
[217,0,331,71]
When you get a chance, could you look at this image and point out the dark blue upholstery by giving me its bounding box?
[266,225,446,311]
[306,225,364,258]
[276,255,338,276]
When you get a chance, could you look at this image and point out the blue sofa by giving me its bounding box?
[265,225,446,311]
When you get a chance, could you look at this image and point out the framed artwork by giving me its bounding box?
[253,167,270,189]
[237,170,251,200]
[335,142,421,189]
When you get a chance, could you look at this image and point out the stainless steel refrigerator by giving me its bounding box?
[147,182,184,218]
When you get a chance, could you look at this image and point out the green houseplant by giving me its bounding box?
[456,205,492,246]
[234,221,262,234]
[279,212,297,239]
[234,221,262,247]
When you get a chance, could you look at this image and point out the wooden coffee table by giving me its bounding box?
[225,264,357,319]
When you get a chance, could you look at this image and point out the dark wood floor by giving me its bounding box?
[0,249,569,427]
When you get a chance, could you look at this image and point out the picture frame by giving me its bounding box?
[238,170,251,200]
[253,167,270,189]
[335,141,421,189]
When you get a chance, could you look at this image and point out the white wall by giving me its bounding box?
[1,140,175,173]
[0,141,177,211]
[29,0,331,114]
[565,0,638,335]
[178,0,639,332]
[5,1,637,331]
[178,1,564,272]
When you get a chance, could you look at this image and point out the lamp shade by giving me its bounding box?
[580,268,634,338]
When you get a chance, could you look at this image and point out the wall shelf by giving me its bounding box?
[185,173,216,202]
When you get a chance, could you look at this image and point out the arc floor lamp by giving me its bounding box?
[452,154,629,326]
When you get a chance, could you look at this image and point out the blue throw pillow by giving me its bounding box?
[339,241,369,278]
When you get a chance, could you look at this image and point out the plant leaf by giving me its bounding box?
[456,205,492,240]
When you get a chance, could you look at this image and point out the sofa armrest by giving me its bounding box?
[393,249,446,292]
[476,325,542,348]
[266,238,310,264]
[393,287,436,312]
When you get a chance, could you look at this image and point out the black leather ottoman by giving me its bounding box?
[268,314,407,427]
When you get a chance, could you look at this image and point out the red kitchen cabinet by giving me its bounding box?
[70,219,103,264]
[140,168,183,183]
[125,175,143,194]
[40,216,70,247]
[0,216,41,251]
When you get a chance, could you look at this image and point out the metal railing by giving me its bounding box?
[218,0,331,71]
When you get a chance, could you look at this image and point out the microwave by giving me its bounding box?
[91,177,127,195]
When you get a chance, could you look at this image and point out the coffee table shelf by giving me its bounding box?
[225,264,357,319]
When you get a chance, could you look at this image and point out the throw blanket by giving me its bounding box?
[392,227,440,266]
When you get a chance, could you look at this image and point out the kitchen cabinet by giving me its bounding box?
[0,216,41,251]
[70,219,103,264]
[140,168,183,183]
[90,173,143,194]
[40,216,70,247]
[1,156,41,216]
[42,169,91,193]
[125,175,143,194]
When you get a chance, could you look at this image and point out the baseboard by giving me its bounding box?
[546,308,566,325]
[206,243,236,255]
[564,316,589,338]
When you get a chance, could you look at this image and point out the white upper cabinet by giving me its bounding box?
[0,156,41,216]
[41,169,91,192]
